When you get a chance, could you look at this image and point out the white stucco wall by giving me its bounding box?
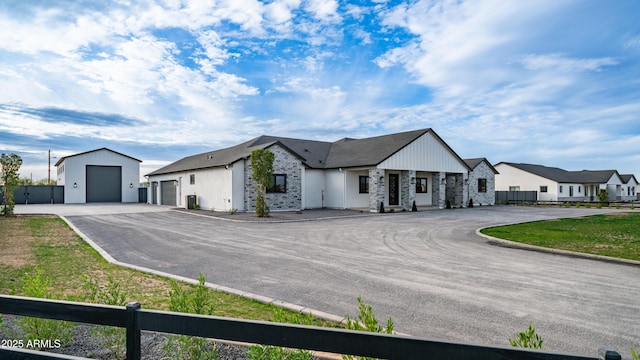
[185,167,233,211]
[324,169,345,209]
[304,169,325,209]
[57,149,140,204]
[345,170,369,209]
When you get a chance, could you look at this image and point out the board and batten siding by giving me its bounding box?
[378,131,468,173]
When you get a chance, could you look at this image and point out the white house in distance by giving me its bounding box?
[146,128,496,212]
[55,148,141,204]
[494,162,638,202]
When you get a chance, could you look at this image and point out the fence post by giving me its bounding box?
[598,348,621,360]
[126,302,141,360]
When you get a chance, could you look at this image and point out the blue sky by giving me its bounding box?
[1,0,639,182]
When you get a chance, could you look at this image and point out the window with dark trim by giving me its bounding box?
[359,176,369,193]
[478,178,487,193]
[416,178,428,193]
[190,174,195,185]
[267,174,287,193]
[540,186,548,193]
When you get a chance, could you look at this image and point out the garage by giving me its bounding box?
[86,165,122,202]
[161,180,177,206]
[55,148,141,204]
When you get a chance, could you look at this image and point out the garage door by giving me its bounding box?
[86,165,122,203]
[161,180,177,206]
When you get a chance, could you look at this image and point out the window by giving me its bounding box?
[569,186,574,197]
[540,186,548,193]
[578,186,581,193]
[478,179,487,193]
[190,174,195,184]
[359,176,369,193]
[509,186,520,192]
[267,174,287,193]
[416,178,428,193]
[559,185,563,193]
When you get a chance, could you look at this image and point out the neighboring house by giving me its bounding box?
[494,162,636,202]
[620,174,639,201]
[464,158,498,206]
[55,148,141,204]
[146,128,494,212]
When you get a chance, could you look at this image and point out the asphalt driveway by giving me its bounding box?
[53,206,639,356]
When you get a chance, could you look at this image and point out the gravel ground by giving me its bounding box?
[1,315,251,359]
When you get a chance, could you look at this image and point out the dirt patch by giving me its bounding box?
[0,217,35,268]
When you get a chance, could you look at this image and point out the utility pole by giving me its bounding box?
[48,149,51,185]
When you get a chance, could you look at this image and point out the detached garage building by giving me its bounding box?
[55,148,141,204]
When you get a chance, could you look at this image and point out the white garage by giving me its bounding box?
[55,148,141,204]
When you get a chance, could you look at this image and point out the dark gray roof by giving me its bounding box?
[497,162,621,184]
[323,129,431,168]
[620,174,639,184]
[55,147,141,167]
[464,158,499,174]
[147,128,469,176]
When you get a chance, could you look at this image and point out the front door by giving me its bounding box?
[389,174,399,206]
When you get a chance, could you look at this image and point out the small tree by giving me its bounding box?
[1,153,22,216]
[509,323,543,349]
[250,149,274,217]
[598,189,609,204]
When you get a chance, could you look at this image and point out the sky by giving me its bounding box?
[1,0,639,182]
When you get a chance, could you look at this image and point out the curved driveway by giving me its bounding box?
[62,206,639,356]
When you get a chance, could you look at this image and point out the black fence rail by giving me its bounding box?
[0,295,624,360]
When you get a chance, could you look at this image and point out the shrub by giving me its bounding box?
[585,203,592,208]
[82,275,129,359]
[575,202,581,208]
[509,323,543,349]
[412,200,418,212]
[564,202,570,208]
[16,269,73,349]
[164,273,218,360]
[468,198,474,208]
[446,199,451,209]
[379,201,385,213]
[631,348,639,359]
[342,296,394,360]
[246,308,314,360]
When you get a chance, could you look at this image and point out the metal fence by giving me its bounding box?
[496,191,538,204]
[0,185,64,204]
[0,295,624,360]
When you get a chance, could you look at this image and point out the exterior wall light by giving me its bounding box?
[130,183,134,188]
[73,182,77,188]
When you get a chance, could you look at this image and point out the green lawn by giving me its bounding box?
[480,212,640,261]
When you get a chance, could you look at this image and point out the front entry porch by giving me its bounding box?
[367,169,468,212]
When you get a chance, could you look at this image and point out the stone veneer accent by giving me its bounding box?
[244,144,302,212]
[468,161,496,206]
[369,168,385,212]
[400,170,416,209]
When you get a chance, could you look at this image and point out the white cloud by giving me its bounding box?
[304,0,340,22]
[514,54,618,72]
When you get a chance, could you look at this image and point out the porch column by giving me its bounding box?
[369,168,385,212]
[432,172,446,209]
[401,170,416,210]
[462,173,469,208]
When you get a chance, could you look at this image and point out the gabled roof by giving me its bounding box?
[147,128,468,177]
[496,162,622,184]
[621,174,639,184]
[464,158,499,174]
[323,129,431,168]
[54,147,141,166]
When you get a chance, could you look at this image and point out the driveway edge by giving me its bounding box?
[475,227,640,267]
[59,215,349,326]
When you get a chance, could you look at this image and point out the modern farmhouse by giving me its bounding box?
[146,128,496,212]
[494,162,638,202]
